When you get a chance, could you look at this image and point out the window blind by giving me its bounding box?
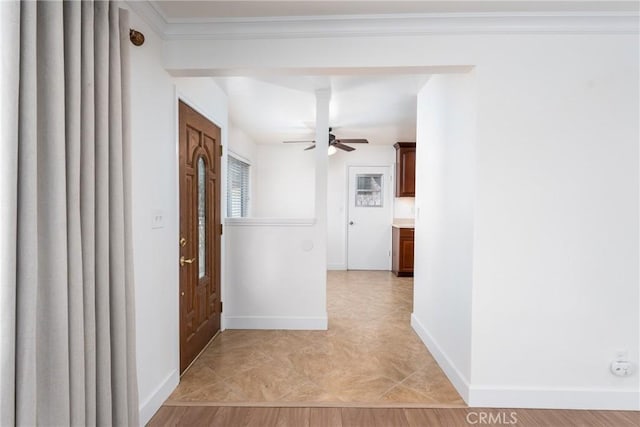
[227,155,250,217]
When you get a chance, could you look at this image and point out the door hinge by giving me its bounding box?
[220,223,223,235]
[220,145,223,157]
[220,301,223,313]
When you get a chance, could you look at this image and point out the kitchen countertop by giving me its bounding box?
[392,219,415,229]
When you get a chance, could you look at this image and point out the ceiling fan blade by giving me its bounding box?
[335,138,369,144]
[333,142,355,152]
[304,144,316,151]
[283,140,315,143]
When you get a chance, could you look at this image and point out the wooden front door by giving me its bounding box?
[179,101,222,373]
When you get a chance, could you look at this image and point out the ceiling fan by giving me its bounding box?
[283,128,368,153]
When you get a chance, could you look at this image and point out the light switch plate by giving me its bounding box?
[151,209,165,229]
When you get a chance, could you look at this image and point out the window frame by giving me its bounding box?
[226,152,251,218]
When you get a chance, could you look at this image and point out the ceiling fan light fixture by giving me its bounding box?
[283,128,368,154]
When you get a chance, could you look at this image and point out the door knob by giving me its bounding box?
[349,221,354,225]
[180,256,196,266]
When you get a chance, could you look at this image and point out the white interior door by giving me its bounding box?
[347,166,392,270]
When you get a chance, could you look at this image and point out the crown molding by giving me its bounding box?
[126,0,168,37]
[126,1,639,40]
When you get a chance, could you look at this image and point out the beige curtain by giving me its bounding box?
[0,1,139,425]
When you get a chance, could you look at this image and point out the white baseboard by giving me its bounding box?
[224,315,328,330]
[411,313,471,403]
[139,369,179,425]
[469,386,640,411]
[327,264,347,271]
[411,314,639,411]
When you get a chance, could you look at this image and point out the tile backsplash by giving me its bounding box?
[394,197,415,219]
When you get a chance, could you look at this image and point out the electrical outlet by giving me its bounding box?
[610,360,633,377]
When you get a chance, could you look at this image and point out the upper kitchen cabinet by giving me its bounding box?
[394,142,416,197]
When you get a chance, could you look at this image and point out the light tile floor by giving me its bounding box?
[167,271,464,406]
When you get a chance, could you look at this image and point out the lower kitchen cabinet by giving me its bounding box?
[392,226,414,277]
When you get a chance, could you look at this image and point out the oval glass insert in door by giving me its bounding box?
[197,156,206,278]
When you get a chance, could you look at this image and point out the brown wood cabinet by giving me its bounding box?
[392,226,414,277]
[394,142,416,197]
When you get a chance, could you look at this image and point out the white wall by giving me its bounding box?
[228,122,257,164]
[224,219,327,329]
[252,144,315,217]
[128,11,178,425]
[160,31,639,409]
[127,10,231,424]
[128,9,640,414]
[469,36,639,409]
[411,73,476,402]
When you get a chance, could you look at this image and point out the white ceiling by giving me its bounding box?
[152,1,639,21]
[155,1,635,147]
[216,74,429,145]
